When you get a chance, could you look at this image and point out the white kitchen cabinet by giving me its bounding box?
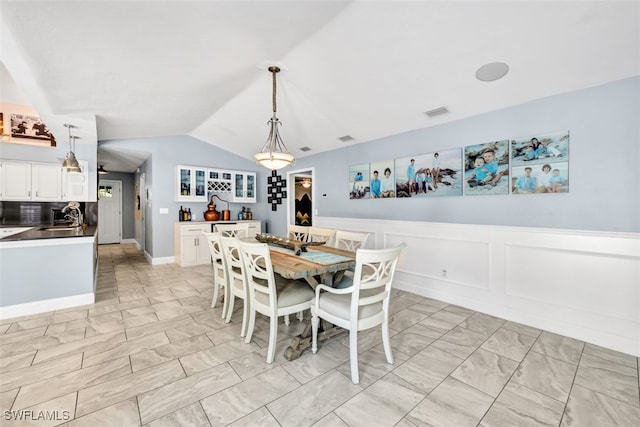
[0,161,32,200]
[174,221,261,266]
[176,165,207,202]
[231,171,256,203]
[174,223,213,266]
[62,160,89,201]
[0,161,63,201]
[33,163,62,200]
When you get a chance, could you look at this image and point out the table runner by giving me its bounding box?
[268,245,352,265]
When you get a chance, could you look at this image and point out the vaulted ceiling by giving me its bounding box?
[1,1,638,172]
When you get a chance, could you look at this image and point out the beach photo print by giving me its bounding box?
[463,140,510,196]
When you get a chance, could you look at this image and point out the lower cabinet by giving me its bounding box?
[174,223,212,266]
[174,221,262,266]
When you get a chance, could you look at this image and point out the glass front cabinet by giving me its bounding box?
[232,171,256,203]
[176,165,207,202]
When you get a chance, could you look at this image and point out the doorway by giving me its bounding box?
[98,180,122,244]
[287,167,314,228]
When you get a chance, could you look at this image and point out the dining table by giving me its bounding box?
[250,235,357,360]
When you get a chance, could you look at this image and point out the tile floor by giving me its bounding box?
[1,243,639,426]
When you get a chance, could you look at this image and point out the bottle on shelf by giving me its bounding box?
[238,207,245,220]
[179,206,184,221]
[187,208,192,221]
[247,208,252,220]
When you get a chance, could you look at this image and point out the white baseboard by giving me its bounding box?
[120,238,137,244]
[147,253,174,265]
[0,293,95,320]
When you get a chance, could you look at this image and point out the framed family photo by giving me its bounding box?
[463,140,509,196]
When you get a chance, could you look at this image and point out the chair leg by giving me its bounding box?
[381,319,394,364]
[266,316,278,363]
[284,314,290,326]
[240,298,249,338]
[311,311,319,354]
[297,311,303,322]
[221,284,229,319]
[211,281,219,308]
[225,294,235,324]
[244,307,256,344]
[349,330,359,384]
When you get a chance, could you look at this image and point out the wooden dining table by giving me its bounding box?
[249,236,357,360]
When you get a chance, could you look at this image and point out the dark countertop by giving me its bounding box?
[0,224,98,242]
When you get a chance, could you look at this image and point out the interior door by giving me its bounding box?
[98,180,122,244]
[287,168,314,227]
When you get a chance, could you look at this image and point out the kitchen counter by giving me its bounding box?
[0,224,97,243]
[0,224,98,320]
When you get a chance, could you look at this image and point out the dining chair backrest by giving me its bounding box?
[239,241,278,312]
[201,231,229,315]
[287,224,310,242]
[333,230,370,252]
[349,243,406,324]
[215,223,250,238]
[306,226,336,246]
[219,235,251,336]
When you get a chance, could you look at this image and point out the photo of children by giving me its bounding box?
[463,140,509,196]
[510,131,569,167]
[370,160,395,198]
[394,149,462,198]
[512,161,569,194]
[349,164,370,199]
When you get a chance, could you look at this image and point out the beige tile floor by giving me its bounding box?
[1,243,638,426]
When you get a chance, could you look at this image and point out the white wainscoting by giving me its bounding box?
[316,217,640,357]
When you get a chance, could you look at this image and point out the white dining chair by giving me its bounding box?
[201,231,229,318]
[306,226,336,246]
[287,224,310,242]
[240,241,314,363]
[220,236,250,337]
[311,243,406,384]
[332,230,370,251]
[215,223,250,238]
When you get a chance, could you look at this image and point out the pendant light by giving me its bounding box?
[62,124,82,173]
[254,66,295,170]
[97,165,109,175]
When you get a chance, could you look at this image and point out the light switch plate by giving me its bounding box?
[159,208,168,214]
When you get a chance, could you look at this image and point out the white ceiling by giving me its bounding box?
[1,1,638,172]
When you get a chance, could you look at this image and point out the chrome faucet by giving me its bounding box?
[62,202,83,228]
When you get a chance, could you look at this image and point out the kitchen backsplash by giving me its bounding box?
[0,201,97,226]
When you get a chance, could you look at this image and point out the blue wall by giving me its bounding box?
[103,77,639,259]
[288,76,639,234]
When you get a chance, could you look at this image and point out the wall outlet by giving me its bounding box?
[441,269,447,278]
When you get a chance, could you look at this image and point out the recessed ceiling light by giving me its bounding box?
[476,62,509,82]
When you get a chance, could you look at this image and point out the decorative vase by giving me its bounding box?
[203,198,220,221]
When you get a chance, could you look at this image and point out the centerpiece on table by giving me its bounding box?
[255,234,325,256]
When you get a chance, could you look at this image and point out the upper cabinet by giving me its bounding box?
[0,159,89,202]
[232,171,256,203]
[176,165,207,202]
[62,160,89,201]
[176,165,256,203]
[1,161,63,201]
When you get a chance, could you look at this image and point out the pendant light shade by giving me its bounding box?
[62,124,81,173]
[254,66,295,170]
[98,165,109,175]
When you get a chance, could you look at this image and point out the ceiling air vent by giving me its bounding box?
[299,146,312,152]
[338,135,354,142]
[424,106,449,118]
